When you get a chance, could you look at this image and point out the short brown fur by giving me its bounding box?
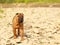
[12,13,24,41]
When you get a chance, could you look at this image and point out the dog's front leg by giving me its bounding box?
[20,28,24,41]
[13,28,16,39]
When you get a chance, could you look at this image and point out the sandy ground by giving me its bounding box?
[0,7,60,45]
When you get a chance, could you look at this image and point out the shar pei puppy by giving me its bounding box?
[12,13,24,41]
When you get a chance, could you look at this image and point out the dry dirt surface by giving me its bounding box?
[0,7,60,45]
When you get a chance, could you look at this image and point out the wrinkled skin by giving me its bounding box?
[12,13,24,41]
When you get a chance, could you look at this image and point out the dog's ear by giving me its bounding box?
[16,13,19,15]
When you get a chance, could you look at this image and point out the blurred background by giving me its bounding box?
[0,0,60,8]
[0,0,60,3]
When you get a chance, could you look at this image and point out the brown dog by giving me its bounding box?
[12,13,24,41]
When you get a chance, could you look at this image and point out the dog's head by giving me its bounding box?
[16,13,24,23]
